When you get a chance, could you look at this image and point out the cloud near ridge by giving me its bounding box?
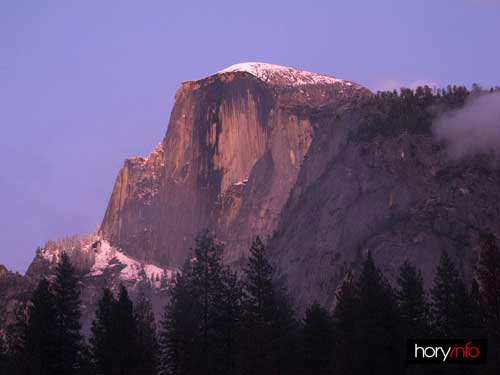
[433,91,500,159]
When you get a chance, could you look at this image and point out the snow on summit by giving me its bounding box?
[216,62,351,87]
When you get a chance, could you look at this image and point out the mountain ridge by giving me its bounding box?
[3,63,499,327]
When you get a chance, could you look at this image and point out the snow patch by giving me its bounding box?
[90,240,174,285]
[216,62,352,87]
[234,178,248,186]
[129,142,165,167]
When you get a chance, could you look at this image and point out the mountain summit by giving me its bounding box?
[214,62,354,87]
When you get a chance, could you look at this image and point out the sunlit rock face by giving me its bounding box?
[1,63,370,333]
[100,63,370,267]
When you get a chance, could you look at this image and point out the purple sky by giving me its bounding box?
[1,1,500,273]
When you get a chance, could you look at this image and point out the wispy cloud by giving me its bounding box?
[433,91,500,159]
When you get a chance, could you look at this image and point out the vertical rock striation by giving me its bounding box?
[100,63,369,266]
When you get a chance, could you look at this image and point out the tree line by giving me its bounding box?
[355,84,500,140]
[2,231,500,375]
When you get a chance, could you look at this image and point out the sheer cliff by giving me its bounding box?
[269,89,500,310]
[3,63,499,326]
[99,63,369,266]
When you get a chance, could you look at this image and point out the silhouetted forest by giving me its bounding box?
[356,83,499,140]
[1,229,500,375]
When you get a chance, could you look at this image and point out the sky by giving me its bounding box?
[1,0,500,273]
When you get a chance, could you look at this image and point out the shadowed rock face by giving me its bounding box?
[100,65,369,267]
[269,109,500,311]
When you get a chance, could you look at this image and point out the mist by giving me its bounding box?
[433,91,500,159]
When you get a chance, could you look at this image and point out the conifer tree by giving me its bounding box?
[241,237,299,375]
[76,344,93,375]
[241,237,276,375]
[270,278,300,375]
[90,285,139,375]
[159,231,228,375]
[52,252,83,375]
[115,285,139,374]
[25,278,59,375]
[0,333,9,375]
[333,253,403,374]
[431,251,462,338]
[6,304,29,375]
[356,252,404,374]
[468,279,484,336]
[431,253,484,375]
[477,233,500,372]
[243,237,275,324]
[302,302,335,375]
[454,279,483,338]
[333,273,359,375]
[477,234,500,329]
[190,231,225,374]
[134,292,159,375]
[212,268,244,375]
[159,263,197,375]
[90,288,116,375]
[397,260,430,338]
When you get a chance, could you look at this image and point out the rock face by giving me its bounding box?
[5,62,500,327]
[100,62,369,266]
[269,109,500,311]
[99,63,500,312]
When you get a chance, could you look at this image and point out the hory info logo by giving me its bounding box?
[407,339,487,364]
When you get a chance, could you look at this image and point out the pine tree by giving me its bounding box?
[190,231,225,374]
[243,237,275,324]
[76,344,93,375]
[431,251,462,338]
[90,288,116,375]
[134,292,159,375]
[241,237,276,375]
[52,252,83,375]
[159,263,197,375]
[477,233,500,373]
[25,278,59,375]
[241,237,299,375]
[333,253,404,374]
[114,285,139,374]
[270,276,300,375]
[397,260,430,338]
[397,260,431,375]
[454,279,483,338]
[0,333,8,375]
[90,286,139,375]
[333,273,359,375]
[6,303,29,375]
[302,302,335,375]
[356,252,404,374]
[477,234,500,329]
[159,231,227,375]
[212,268,244,375]
[468,279,484,336]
